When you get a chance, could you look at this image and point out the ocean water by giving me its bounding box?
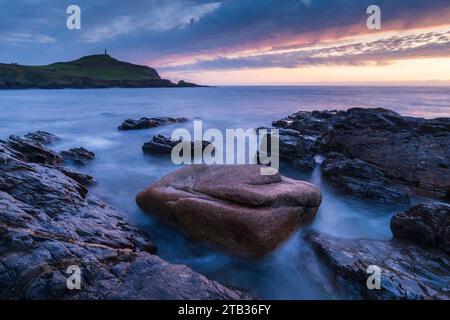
[0,86,449,299]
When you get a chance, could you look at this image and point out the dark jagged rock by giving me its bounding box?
[1,134,63,166]
[118,117,188,131]
[391,203,450,253]
[273,108,450,200]
[57,166,95,186]
[307,232,450,300]
[0,133,245,300]
[325,109,450,199]
[61,147,96,166]
[273,110,337,136]
[256,128,317,169]
[24,131,59,145]
[137,164,322,256]
[321,153,409,203]
[142,134,212,155]
[177,80,201,87]
[278,129,318,169]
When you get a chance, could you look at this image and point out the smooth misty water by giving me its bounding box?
[1,86,449,299]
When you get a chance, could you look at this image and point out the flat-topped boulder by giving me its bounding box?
[118,117,188,131]
[136,165,322,256]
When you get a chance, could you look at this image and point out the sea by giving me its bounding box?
[1,85,449,299]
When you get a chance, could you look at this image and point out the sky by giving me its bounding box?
[0,0,450,85]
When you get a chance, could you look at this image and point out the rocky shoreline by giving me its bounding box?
[307,202,450,299]
[1,106,449,300]
[0,131,246,299]
[273,108,450,202]
[269,107,450,299]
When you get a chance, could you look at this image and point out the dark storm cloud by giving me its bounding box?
[0,0,449,66]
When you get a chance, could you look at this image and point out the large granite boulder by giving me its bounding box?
[391,203,450,253]
[273,108,450,200]
[136,164,322,256]
[321,153,409,203]
[0,133,244,300]
[118,117,188,131]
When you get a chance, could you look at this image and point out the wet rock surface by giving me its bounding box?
[142,134,212,155]
[136,164,322,256]
[278,129,317,169]
[321,153,409,203]
[308,232,450,300]
[61,147,96,166]
[24,131,59,145]
[391,203,450,253]
[0,132,245,300]
[118,117,188,131]
[2,134,63,166]
[273,108,450,200]
[308,202,450,300]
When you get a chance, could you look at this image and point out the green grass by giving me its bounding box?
[0,54,161,82]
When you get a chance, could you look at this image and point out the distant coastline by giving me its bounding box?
[0,54,202,89]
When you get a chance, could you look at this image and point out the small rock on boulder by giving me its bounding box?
[136,164,322,256]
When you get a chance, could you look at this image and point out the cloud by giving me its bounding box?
[83,16,137,43]
[0,0,449,67]
[0,32,55,44]
[159,29,450,71]
[83,1,221,43]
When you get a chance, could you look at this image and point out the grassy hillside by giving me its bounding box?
[41,54,161,81]
[0,54,198,89]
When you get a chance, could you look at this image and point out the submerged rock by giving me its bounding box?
[391,202,450,253]
[0,133,244,300]
[118,117,188,131]
[142,134,212,155]
[136,164,322,256]
[321,153,409,203]
[307,232,450,300]
[61,147,96,166]
[273,108,450,200]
